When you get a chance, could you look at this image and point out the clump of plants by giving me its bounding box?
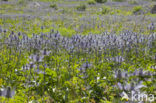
[17,0,27,5]
[151,5,156,14]
[2,0,8,1]
[113,0,125,2]
[50,3,58,10]
[76,4,86,11]
[95,0,107,3]
[128,0,138,5]
[101,6,111,14]
[87,0,96,5]
[0,25,156,102]
[133,6,143,14]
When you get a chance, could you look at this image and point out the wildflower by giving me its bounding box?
[82,61,91,69]
[5,87,15,98]
[139,69,143,77]
[3,29,7,33]
[120,91,129,101]
[41,26,44,30]
[30,63,34,69]
[0,88,6,97]
[130,82,135,91]
[0,26,2,33]
[117,82,123,90]
[43,49,47,55]
[18,32,21,36]
[117,69,122,79]
[124,83,131,91]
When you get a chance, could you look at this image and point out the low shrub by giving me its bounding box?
[101,6,111,14]
[17,0,27,5]
[151,5,156,14]
[87,0,96,5]
[113,0,125,2]
[128,0,138,5]
[76,4,86,11]
[50,4,58,10]
[133,6,142,14]
[2,0,8,1]
[95,0,107,3]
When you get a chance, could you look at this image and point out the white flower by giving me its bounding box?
[97,77,100,81]
[53,88,56,92]
[103,77,106,79]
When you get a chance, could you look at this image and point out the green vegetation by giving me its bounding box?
[101,6,111,14]
[113,0,125,2]
[128,0,138,4]
[49,3,58,10]
[95,0,107,3]
[87,0,96,5]
[76,4,86,11]
[133,6,143,14]
[0,0,156,103]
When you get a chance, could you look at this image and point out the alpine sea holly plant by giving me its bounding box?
[0,25,156,102]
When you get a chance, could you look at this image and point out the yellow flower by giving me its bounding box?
[121,92,129,101]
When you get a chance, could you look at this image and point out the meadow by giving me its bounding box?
[0,0,156,103]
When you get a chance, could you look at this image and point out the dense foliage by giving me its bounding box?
[95,0,107,3]
[0,26,155,102]
[0,0,156,102]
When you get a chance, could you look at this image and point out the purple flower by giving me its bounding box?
[82,61,91,69]
[139,69,143,77]
[5,87,15,98]
[117,82,123,90]
[116,69,122,79]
